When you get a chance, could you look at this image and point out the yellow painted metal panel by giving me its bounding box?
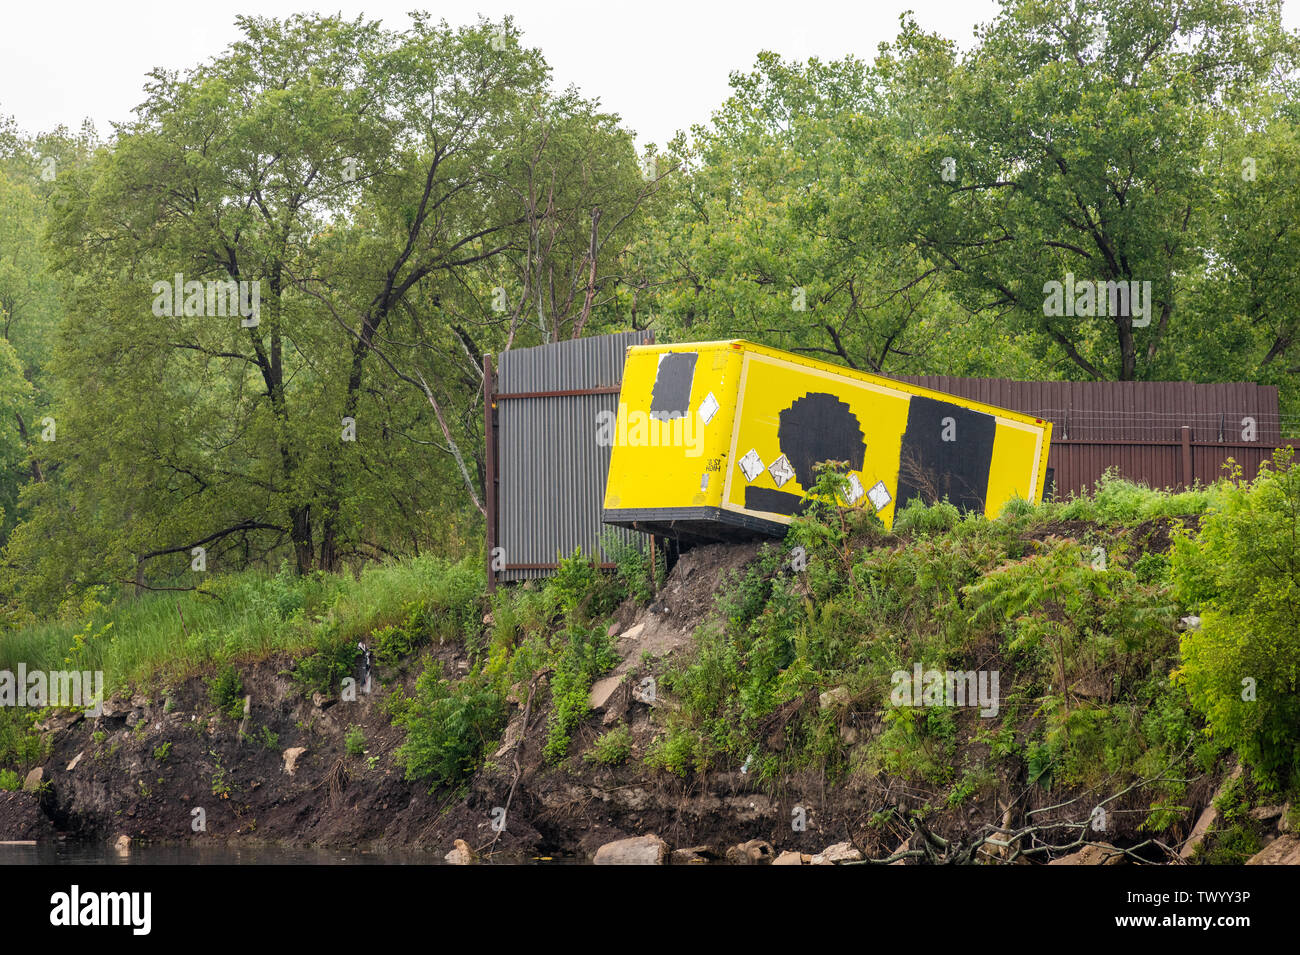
[722,349,912,526]
[985,420,1046,517]
[601,342,741,511]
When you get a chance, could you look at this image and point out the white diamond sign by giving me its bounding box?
[769,454,795,488]
[845,473,864,504]
[698,392,720,425]
[738,448,764,482]
[867,480,891,511]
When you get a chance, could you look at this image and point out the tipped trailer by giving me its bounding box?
[601,340,1052,543]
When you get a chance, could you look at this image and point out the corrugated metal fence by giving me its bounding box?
[485,330,653,586]
[889,377,1291,498]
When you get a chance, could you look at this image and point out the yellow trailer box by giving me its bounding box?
[601,340,1051,540]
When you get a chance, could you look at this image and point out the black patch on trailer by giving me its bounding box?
[650,352,698,420]
[744,487,809,516]
[894,396,995,513]
[776,393,867,488]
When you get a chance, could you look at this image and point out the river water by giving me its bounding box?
[0,841,566,865]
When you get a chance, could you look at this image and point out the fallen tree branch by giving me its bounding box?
[484,671,545,857]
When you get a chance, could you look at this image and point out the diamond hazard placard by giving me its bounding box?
[738,448,764,482]
[867,480,891,511]
[845,473,865,504]
[698,391,720,425]
[768,454,795,488]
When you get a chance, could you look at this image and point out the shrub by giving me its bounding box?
[290,629,356,697]
[716,551,779,632]
[1171,449,1300,788]
[645,723,704,777]
[1132,551,1170,584]
[0,708,46,773]
[786,463,886,592]
[206,664,245,721]
[602,531,663,606]
[549,549,621,622]
[655,623,745,769]
[587,725,633,765]
[877,705,957,784]
[345,725,366,757]
[1195,773,1265,864]
[544,622,620,762]
[484,583,560,672]
[394,662,506,788]
[371,620,418,664]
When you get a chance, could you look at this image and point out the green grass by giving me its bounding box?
[1029,468,1232,524]
[0,555,485,696]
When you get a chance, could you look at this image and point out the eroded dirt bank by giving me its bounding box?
[7,662,1222,863]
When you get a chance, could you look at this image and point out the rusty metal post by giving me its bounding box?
[649,535,658,596]
[1180,425,1193,489]
[484,353,498,592]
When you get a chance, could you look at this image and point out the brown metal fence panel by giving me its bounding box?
[889,376,1289,498]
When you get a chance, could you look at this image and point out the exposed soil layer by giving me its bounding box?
[0,791,58,841]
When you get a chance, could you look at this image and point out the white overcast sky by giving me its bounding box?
[3,1,1299,148]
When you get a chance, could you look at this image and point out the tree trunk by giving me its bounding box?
[318,521,340,573]
[290,504,314,575]
[1118,319,1136,381]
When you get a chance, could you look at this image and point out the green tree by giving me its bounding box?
[862,0,1298,381]
[1180,93,1300,416]
[0,119,90,546]
[644,54,966,372]
[2,13,655,614]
